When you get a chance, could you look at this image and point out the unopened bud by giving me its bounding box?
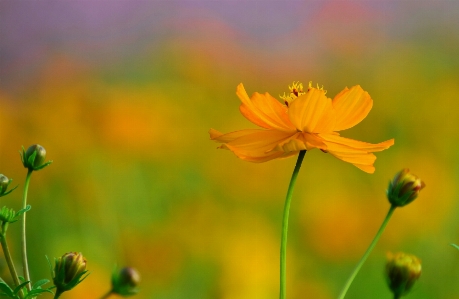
[0,174,17,197]
[111,267,140,296]
[387,169,425,207]
[385,252,421,297]
[20,144,52,171]
[0,175,10,195]
[52,252,89,294]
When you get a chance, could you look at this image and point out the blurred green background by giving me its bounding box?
[1,1,459,298]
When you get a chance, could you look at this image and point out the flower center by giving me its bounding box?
[280,81,326,106]
[280,81,305,106]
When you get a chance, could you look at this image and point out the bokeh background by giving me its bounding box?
[1,1,459,298]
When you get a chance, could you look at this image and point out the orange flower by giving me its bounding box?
[210,82,394,173]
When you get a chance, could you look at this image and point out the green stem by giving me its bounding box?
[99,290,113,299]
[394,294,401,299]
[0,229,24,299]
[21,169,33,291]
[53,290,63,299]
[279,150,306,299]
[337,204,397,299]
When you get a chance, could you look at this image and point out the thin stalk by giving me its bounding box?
[0,228,24,299]
[279,150,306,299]
[337,204,397,299]
[21,169,33,291]
[99,290,113,299]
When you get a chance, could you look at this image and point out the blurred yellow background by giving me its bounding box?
[1,1,459,298]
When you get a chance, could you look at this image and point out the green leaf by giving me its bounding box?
[32,279,49,290]
[13,281,30,295]
[24,288,53,299]
[15,205,31,218]
[0,282,14,297]
[451,243,459,250]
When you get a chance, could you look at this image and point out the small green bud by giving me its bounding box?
[0,205,30,234]
[111,267,140,296]
[52,252,89,294]
[0,174,18,197]
[20,144,53,171]
[0,175,8,192]
[385,252,421,297]
[387,169,425,207]
[0,206,16,224]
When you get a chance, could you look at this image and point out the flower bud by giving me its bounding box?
[0,175,10,194]
[20,144,52,171]
[0,174,17,197]
[111,267,140,296]
[387,169,425,207]
[385,252,421,297]
[52,252,89,294]
[0,205,30,225]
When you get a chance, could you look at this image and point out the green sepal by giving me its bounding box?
[45,256,53,275]
[27,151,38,169]
[19,147,26,167]
[33,161,53,171]
[64,270,89,290]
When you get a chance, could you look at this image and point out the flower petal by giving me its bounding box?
[209,128,261,143]
[210,128,298,162]
[332,85,373,131]
[287,88,336,133]
[319,134,394,152]
[237,84,295,131]
[318,134,394,173]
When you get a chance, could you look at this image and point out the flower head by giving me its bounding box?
[385,252,421,297]
[210,82,394,173]
[387,169,425,207]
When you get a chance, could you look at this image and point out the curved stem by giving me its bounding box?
[0,230,24,299]
[99,290,113,299]
[21,169,33,291]
[337,204,397,299]
[279,150,306,299]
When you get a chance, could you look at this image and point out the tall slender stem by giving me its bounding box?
[21,169,33,291]
[0,227,24,299]
[279,150,306,299]
[337,205,397,299]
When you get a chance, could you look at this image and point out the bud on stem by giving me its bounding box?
[385,252,421,297]
[387,169,425,207]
